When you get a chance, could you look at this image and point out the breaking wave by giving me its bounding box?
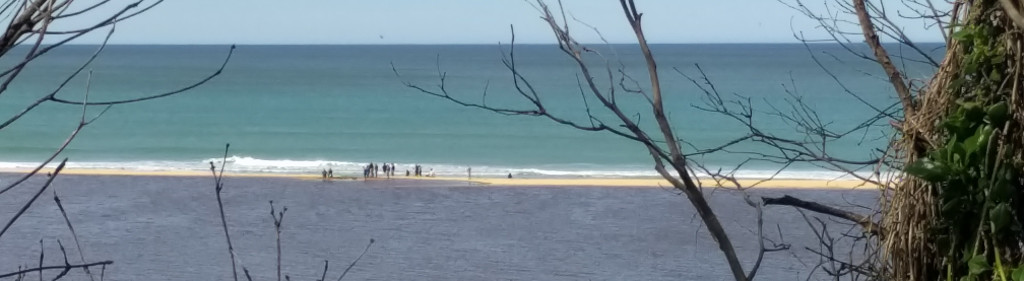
[0,155,877,180]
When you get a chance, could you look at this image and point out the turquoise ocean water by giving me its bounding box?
[0,44,940,178]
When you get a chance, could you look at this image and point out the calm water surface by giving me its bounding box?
[0,174,876,280]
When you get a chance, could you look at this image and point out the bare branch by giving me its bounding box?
[53,191,95,281]
[49,45,236,106]
[0,159,67,239]
[210,143,239,281]
[270,201,287,281]
[745,195,791,280]
[853,0,915,117]
[317,260,329,281]
[0,261,112,280]
[336,239,374,281]
[998,0,1024,28]
[763,195,884,237]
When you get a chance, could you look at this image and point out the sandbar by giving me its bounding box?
[1,167,877,189]
[415,175,872,188]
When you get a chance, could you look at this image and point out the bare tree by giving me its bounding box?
[393,1,806,280]
[388,0,1024,279]
[0,2,386,280]
[389,0,969,279]
[770,1,1024,281]
[208,144,374,281]
[0,0,233,279]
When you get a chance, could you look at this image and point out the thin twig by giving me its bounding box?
[53,191,95,281]
[211,143,238,281]
[317,260,329,281]
[270,201,287,281]
[0,261,112,279]
[0,159,67,239]
[336,239,374,281]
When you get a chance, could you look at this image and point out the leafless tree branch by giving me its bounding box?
[336,239,374,281]
[764,195,883,237]
[0,261,112,280]
[52,191,95,281]
[210,143,239,281]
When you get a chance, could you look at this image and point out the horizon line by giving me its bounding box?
[58,41,947,46]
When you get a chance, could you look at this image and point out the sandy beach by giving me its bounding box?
[4,167,877,189]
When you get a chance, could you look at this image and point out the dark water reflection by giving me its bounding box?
[0,174,878,280]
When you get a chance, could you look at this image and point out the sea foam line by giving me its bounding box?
[0,156,879,180]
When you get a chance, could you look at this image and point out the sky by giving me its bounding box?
[59,0,948,45]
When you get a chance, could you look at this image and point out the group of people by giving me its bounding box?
[411,164,434,177]
[319,163,515,180]
[364,162,396,178]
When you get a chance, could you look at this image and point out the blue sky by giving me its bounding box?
[62,0,947,44]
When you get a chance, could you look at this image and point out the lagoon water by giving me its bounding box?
[0,174,876,280]
[0,44,940,179]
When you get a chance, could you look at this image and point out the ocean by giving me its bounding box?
[0,44,940,179]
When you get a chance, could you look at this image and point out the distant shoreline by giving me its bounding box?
[53,42,948,46]
[1,168,877,189]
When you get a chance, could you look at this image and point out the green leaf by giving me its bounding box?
[991,68,1003,82]
[986,101,1009,126]
[963,130,983,153]
[951,143,967,167]
[952,28,973,41]
[962,102,986,123]
[990,175,1011,201]
[943,116,974,141]
[964,126,992,155]
[930,149,950,164]
[941,197,962,214]
[906,158,951,182]
[990,203,1013,232]
[992,53,1007,65]
[1012,266,1024,281]
[950,77,966,90]
[969,255,990,275]
[964,60,979,75]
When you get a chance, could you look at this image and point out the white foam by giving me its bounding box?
[0,156,883,180]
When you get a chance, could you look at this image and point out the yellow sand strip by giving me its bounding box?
[426,176,875,189]
[3,168,878,189]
